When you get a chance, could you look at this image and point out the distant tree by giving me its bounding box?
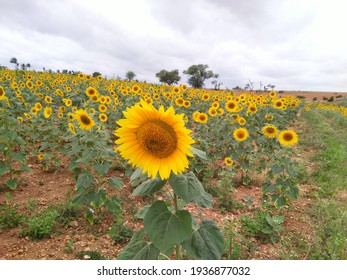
[20,63,26,70]
[233,86,243,90]
[211,74,223,90]
[245,80,254,91]
[26,63,31,70]
[155,69,181,85]
[10,57,19,69]
[92,71,102,77]
[183,64,217,88]
[125,71,136,81]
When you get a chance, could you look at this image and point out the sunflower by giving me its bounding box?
[37,154,44,161]
[278,130,298,146]
[68,123,76,134]
[237,117,246,126]
[202,93,210,101]
[115,100,194,180]
[99,113,108,122]
[74,109,95,130]
[44,107,53,118]
[183,100,191,108]
[44,96,52,103]
[225,101,238,112]
[224,157,233,166]
[172,85,180,94]
[0,86,5,98]
[273,100,283,109]
[17,117,24,123]
[269,91,277,98]
[98,104,107,113]
[208,107,218,117]
[233,127,249,142]
[67,112,75,121]
[196,113,208,124]
[262,125,278,138]
[175,97,184,107]
[24,113,32,119]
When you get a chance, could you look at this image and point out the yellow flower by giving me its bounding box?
[37,154,44,161]
[233,127,249,142]
[278,130,298,146]
[44,96,52,103]
[224,157,233,166]
[44,107,53,118]
[196,113,208,124]
[262,125,278,138]
[98,104,107,113]
[225,101,238,112]
[0,86,5,99]
[99,113,108,122]
[208,107,218,117]
[115,100,194,180]
[68,123,76,134]
[74,109,95,130]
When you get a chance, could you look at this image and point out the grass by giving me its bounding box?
[279,108,347,259]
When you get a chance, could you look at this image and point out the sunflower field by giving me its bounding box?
[1,69,346,260]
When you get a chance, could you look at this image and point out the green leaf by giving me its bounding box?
[169,172,204,203]
[144,201,193,252]
[118,229,160,260]
[287,166,298,177]
[130,167,147,186]
[132,177,166,196]
[136,205,151,219]
[0,161,9,175]
[20,165,32,172]
[262,182,276,193]
[182,220,224,260]
[191,191,213,208]
[105,196,122,213]
[76,149,97,164]
[6,178,18,190]
[86,189,107,208]
[92,161,111,176]
[76,172,94,191]
[12,151,26,163]
[192,148,208,161]
[109,177,124,188]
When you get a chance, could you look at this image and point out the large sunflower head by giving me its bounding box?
[233,127,249,142]
[262,125,278,138]
[278,130,298,146]
[74,109,95,130]
[115,100,194,180]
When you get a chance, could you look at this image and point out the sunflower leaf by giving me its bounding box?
[144,201,193,252]
[118,229,160,260]
[169,172,205,204]
[132,177,166,196]
[182,220,224,260]
[192,148,208,161]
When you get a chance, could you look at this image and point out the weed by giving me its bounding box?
[0,193,23,231]
[64,239,75,254]
[240,210,284,243]
[20,207,59,240]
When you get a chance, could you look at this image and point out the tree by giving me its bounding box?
[92,71,102,77]
[211,74,223,90]
[155,69,181,85]
[26,63,31,70]
[183,64,217,88]
[10,57,19,69]
[125,71,136,81]
[20,63,26,70]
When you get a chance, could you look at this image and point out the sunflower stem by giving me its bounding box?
[173,193,181,260]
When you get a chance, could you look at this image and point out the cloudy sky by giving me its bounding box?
[1,0,346,91]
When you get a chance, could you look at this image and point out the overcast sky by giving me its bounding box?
[1,0,346,91]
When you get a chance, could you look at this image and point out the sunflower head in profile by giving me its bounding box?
[278,130,298,146]
[224,157,233,166]
[233,127,249,142]
[262,125,278,138]
[43,107,53,119]
[115,100,195,180]
[74,109,95,130]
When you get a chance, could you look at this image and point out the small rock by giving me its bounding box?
[18,249,24,254]
[69,221,79,228]
[83,255,91,260]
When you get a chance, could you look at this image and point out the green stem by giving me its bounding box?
[173,193,181,260]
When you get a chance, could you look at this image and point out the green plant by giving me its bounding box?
[0,193,23,231]
[64,239,75,254]
[240,210,284,243]
[26,199,38,212]
[55,200,82,226]
[76,250,107,260]
[20,207,59,240]
[222,219,255,259]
